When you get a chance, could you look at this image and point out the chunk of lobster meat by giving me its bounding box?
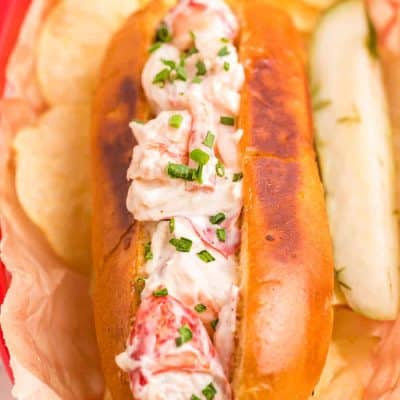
[186,91,219,190]
[214,286,239,376]
[142,44,188,113]
[127,111,191,182]
[164,0,238,52]
[215,128,243,170]
[187,210,241,258]
[127,169,242,221]
[201,61,245,115]
[141,218,238,324]
[116,294,231,400]
[367,0,400,53]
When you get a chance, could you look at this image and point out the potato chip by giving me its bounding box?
[14,105,92,275]
[66,0,148,29]
[37,0,143,105]
[302,0,336,9]
[311,307,380,399]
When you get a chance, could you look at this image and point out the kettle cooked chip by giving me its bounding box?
[13,105,92,275]
[37,0,143,105]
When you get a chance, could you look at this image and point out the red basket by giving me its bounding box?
[0,0,32,381]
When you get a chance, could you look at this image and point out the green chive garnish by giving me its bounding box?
[216,161,225,177]
[203,131,215,148]
[209,212,226,225]
[196,60,207,76]
[220,116,235,126]
[186,46,199,57]
[202,383,217,400]
[191,396,201,400]
[216,228,226,242]
[201,383,217,400]
[153,288,168,297]
[169,217,175,233]
[169,237,193,252]
[233,172,243,182]
[167,163,196,181]
[210,319,219,331]
[162,59,176,69]
[175,65,187,81]
[156,24,172,43]
[152,68,170,86]
[175,325,193,347]
[148,42,162,53]
[194,303,207,313]
[218,46,230,57]
[192,77,202,84]
[195,164,204,184]
[144,241,153,260]
[134,277,146,295]
[220,37,229,43]
[197,250,215,263]
[169,114,183,128]
[190,149,210,165]
[224,61,230,71]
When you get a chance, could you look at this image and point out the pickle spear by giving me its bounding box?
[310,0,399,319]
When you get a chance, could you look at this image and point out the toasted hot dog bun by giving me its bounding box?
[92,1,334,399]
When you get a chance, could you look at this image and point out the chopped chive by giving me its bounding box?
[216,228,226,242]
[152,68,170,86]
[191,396,201,400]
[223,61,230,71]
[190,149,210,165]
[153,287,168,297]
[192,77,202,84]
[169,237,193,252]
[216,161,225,177]
[194,303,207,313]
[203,131,215,148]
[197,250,215,263]
[175,65,187,81]
[175,325,193,347]
[167,163,196,181]
[186,46,199,57]
[190,31,196,41]
[134,277,146,295]
[196,60,207,76]
[313,99,332,111]
[132,119,145,124]
[233,172,243,182]
[366,15,378,58]
[156,24,172,43]
[148,42,162,53]
[162,59,176,69]
[209,212,226,225]
[195,164,204,184]
[210,319,219,331]
[220,37,229,43]
[202,383,217,400]
[217,46,230,57]
[144,241,153,260]
[169,114,183,128]
[220,116,235,126]
[169,217,175,233]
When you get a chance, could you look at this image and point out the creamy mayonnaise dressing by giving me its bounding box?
[116,295,232,400]
[141,218,238,319]
[120,1,244,398]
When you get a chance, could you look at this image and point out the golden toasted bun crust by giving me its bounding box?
[91,1,173,398]
[233,2,333,398]
[92,1,334,399]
